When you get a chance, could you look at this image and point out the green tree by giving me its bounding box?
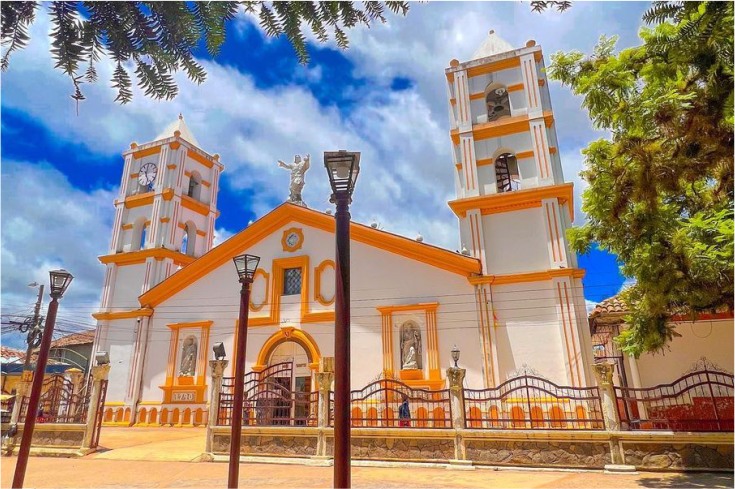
[1,1,409,104]
[0,1,568,105]
[548,1,734,355]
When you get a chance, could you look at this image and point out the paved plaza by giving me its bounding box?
[1,428,732,488]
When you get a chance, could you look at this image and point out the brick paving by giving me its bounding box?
[1,427,732,488]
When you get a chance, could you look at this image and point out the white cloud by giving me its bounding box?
[0,160,114,333]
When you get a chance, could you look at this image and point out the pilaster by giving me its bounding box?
[206,359,229,454]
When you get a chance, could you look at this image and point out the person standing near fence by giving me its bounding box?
[398,394,411,427]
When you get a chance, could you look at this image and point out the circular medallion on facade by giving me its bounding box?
[281,227,304,252]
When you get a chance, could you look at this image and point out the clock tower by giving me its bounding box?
[92,115,224,422]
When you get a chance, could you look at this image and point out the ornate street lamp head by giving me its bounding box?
[451,345,460,368]
[324,150,360,202]
[95,351,110,366]
[49,269,73,298]
[232,254,260,283]
[212,342,227,361]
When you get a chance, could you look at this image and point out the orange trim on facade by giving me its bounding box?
[92,308,153,320]
[180,194,211,216]
[449,183,573,219]
[281,227,304,252]
[314,260,336,306]
[167,164,177,170]
[121,223,133,230]
[195,229,207,237]
[160,217,170,223]
[516,150,534,160]
[247,255,335,327]
[132,146,161,159]
[253,328,321,371]
[466,56,520,77]
[139,204,480,308]
[468,268,585,286]
[249,269,270,312]
[450,112,554,144]
[187,149,214,169]
[169,142,181,150]
[99,248,196,267]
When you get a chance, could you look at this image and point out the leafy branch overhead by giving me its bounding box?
[0,1,409,104]
[2,1,572,105]
[548,1,734,355]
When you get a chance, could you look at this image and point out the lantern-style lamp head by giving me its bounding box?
[212,342,226,361]
[232,254,260,283]
[324,150,360,202]
[95,351,110,366]
[49,269,74,298]
[451,345,460,368]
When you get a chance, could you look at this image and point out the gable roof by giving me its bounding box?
[50,331,95,349]
[139,203,481,308]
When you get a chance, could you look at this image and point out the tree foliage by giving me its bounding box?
[1,1,569,105]
[548,1,734,355]
[1,1,409,104]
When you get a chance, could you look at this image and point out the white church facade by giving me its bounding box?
[92,33,595,426]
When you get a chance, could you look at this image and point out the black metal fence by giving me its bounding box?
[615,367,734,432]
[328,379,453,428]
[463,374,605,430]
[19,375,90,424]
[217,362,318,426]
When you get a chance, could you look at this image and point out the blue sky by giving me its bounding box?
[1,2,649,349]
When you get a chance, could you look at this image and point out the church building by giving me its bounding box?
[92,32,594,426]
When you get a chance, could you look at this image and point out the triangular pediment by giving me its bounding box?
[139,203,480,307]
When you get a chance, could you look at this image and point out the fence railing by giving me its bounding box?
[213,365,734,433]
[328,379,453,429]
[19,375,90,424]
[217,362,319,426]
[615,368,734,432]
[463,374,605,430]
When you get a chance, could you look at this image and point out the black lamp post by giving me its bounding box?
[228,253,260,489]
[324,150,360,489]
[12,269,73,489]
[451,345,460,368]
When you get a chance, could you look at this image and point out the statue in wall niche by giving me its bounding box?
[400,323,422,370]
[278,154,310,207]
[179,336,197,376]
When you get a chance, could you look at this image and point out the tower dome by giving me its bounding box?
[471,30,515,60]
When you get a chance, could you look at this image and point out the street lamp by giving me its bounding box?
[212,342,226,361]
[228,253,260,489]
[13,269,73,489]
[324,150,360,489]
[451,345,460,368]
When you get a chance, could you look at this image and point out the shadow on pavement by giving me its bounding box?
[637,472,734,489]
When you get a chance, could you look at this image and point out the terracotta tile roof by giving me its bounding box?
[589,295,628,319]
[590,294,733,322]
[50,331,95,349]
[0,346,25,361]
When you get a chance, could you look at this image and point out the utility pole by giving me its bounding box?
[24,284,45,368]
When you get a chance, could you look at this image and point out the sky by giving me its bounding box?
[1,1,649,350]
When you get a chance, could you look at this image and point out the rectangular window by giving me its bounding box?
[283,268,302,296]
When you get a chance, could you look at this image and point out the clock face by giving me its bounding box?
[286,232,299,247]
[138,162,158,186]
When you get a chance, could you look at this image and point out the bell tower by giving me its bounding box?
[93,115,224,421]
[445,32,594,387]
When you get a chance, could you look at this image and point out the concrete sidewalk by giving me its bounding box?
[3,455,734,488]
[91,426,206,462]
